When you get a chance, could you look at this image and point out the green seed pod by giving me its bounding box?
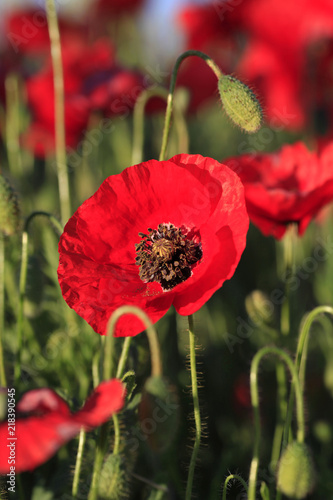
[98,454,129,500]
[277,442,316,499]
[138,376,179,453]
[218,75,262,133]
[0,174,20,236]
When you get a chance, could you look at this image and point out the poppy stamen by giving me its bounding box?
[135,223,202,290]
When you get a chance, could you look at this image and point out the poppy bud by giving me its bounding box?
[218,75,262,133]
[138,376,179,453]
[99,454,128,500]
[0,174,20,236]
[276,442,316,498]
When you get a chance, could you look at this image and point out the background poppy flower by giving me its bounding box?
[0,380,125,474]
[58,154,249,337]
[225,142,333,239]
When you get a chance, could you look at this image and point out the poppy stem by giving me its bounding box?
[116,337,132,379]
[222,474,248,500]
[0,233,7,387]
[248,347,305,500]
[132,87,169,165]
[282,306,333,454]
[45,0,71,224]
[15,212,63,387]
[5,73,22,177]
[72,428,86,498]
[159,50,223,161]
[185,313,202,500]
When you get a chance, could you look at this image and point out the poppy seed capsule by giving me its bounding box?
[0,174,20,236]
[277,442,316,499]
[218,75,262,133]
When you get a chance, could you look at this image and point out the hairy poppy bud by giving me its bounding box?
[277,442,316,498]
[99,454,128,500]
[218,75,262,133]
[0,174,20,236]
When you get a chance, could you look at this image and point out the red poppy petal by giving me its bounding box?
[17,388,71,416]
[74,379,125,427]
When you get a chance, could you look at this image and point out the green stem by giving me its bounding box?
[90,305,157,499]
[270,362,288,471]
[132,87,168,165]
[72,428,86,498]
[248,347,305,500]
[159,50,223,161]
[112,413,121,455]
[185,314,201,500]
[5,73,22,177]
[222,474,248,500]
[88,423,109,500]
[45,0,71,224]
[282,305,333,453]
[296,305,333,388]
[0,234,7,387]
[116,337,132,379]
[104,305,159,380]
[15,212,63,386]
[279,224,297,336]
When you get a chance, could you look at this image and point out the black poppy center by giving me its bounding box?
[135,223,203,291]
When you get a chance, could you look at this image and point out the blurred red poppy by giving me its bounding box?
[0,380,125,474]
[93,0,145,15]
[23,35,150,157]
[58,154,249,337]
[225,142,333,239]
[176,3,242,112]
[236,0,333,130]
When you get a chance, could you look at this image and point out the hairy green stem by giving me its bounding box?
[185,314,202,500]
[5,73,22,177]
[72,428,86,498]
[222,474,248,500]
[90,306,159,499]
[0,234,6,387]
[248,347,304,500]
[45,0,71,223]
[116,337,132,379]
[132,87,169,165]
[159,50,223,161]
[282,305,333,451]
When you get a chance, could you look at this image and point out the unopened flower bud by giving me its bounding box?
[218,75,262,133]
[277,442,316,499]
[0,174,20,236]
[99,454,128,500]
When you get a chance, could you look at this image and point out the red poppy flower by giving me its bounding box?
[58,154,249,337]
[224,142,333,239]
[235,0,333,130]
[93,0,145,15]
[0,380,125,474]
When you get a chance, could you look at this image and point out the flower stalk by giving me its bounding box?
[45,0,71,224]
[248,346,305,500]
[159,50,223,161]
[185,313,202,500]
[0,233,7,387]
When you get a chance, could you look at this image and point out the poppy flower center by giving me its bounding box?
[135,223,203,291]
